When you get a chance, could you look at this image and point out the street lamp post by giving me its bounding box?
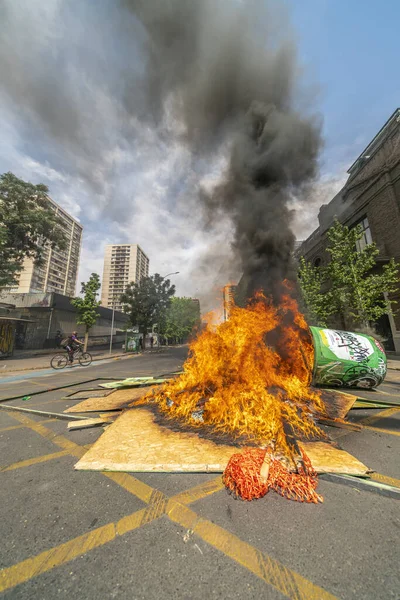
[109,296,116,354]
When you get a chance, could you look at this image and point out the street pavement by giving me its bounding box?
[0,346,399,599]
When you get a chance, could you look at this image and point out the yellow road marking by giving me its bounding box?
[0,492,167,593]
[0,418,58,433]
[5,412,86,458]
[1,408,339,599]
[103,472,156,504]
[0,503,166,596]
[167,501,337,600]
[1,450,69,472]
[370,472,400,489]
[373,389,400,398]
[172,476,224,505]
[0,424,26,433]
[363,425,400,437]
[360,406,400,427]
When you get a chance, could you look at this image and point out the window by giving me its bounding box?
[313,257,322,268]
[355,217,372,252]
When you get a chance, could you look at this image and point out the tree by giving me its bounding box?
[120,274,175,348]
[0,172,67,288]
[71,273,101,351]
[298,219,399,329]
[298,257,332,327]
[164,297,201,343]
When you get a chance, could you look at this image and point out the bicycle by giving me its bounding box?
[50,346,93,370]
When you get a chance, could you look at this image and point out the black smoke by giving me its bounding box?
[0,0,322,304]
[126,0,322,301]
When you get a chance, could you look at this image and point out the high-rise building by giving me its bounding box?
[223,284,237,321]
[101,244,150,311]
[10,196,83,297]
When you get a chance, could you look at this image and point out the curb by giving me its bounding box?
[0,352,136,375]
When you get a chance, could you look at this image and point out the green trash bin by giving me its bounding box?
[126,337,138,353]
[309,326,387,389]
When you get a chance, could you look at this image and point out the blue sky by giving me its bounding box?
[291,0,400,172]
[0,0,398,306]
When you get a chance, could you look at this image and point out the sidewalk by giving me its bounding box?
[0,348,131,374]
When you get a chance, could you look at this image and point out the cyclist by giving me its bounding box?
[63,331,84,365]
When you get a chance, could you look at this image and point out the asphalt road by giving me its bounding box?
[0,347,399,600]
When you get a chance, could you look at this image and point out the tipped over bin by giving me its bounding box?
[310,326,387,389]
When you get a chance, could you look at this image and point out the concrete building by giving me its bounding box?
[101,244,149,311]
[297,108,400,351]
[10,196,82,297]
[1,292,129,352]
[223,284,237,321]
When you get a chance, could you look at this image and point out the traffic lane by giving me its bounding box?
[0,347,188,402]
[190,479,400,600]
[1,516,286,600]
[0,456,146,570]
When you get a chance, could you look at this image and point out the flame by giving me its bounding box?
[147,289,327,459]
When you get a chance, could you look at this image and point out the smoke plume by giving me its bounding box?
[126,0,322,301]
[0,0,322,306]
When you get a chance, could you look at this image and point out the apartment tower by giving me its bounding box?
[101,244,149,311]
[12,196,83,296]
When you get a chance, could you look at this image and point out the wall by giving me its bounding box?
[297,112,400,351]
[1,292,129,350]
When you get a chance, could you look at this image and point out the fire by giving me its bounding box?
[147,290,328,462]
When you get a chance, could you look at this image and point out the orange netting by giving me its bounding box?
[223,447,323,503]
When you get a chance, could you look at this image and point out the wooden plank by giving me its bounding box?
[99,411,121,419]
[75,408,369,475]
[64,387,159,414]
[298,442,369,475]
[319,389,358,419]
[63,389,113,400]
[0,405,89,421]
[68,418,108,431]
[318,417,362,431]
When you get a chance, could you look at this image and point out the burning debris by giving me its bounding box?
[143,290,331,502]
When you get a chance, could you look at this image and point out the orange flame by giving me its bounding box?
[148,290,327,459]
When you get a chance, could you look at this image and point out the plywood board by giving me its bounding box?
[298,442,369,475]
[319,389,358,419]
[64,387,157,414]
[75,408,369,475]
[64,390,113,400]
[68,418,108,430]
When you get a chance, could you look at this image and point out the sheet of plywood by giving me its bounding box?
[298,441,369,475]
[319,389,358,419]
[75,408,238,472]
[75,408,369,475]
[64,389,113,400]
[64,387,157,414]
[68,418,108,430]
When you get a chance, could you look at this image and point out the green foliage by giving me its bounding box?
[120,274,176,340]
[164,297,201,341]
[298,257,331,326]
[298,219,399,328]
[71,273,101,333]
[0,172,67,287]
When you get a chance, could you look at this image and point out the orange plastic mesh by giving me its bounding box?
[223,447,323,503]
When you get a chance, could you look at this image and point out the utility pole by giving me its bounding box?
[109,296,115,354]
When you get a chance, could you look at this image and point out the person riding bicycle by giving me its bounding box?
[63,331,83,365]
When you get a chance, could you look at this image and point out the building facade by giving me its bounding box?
[1,292,129,351]
[297,108,400,351]
[11,196,82,297]
[101,244,149,311]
